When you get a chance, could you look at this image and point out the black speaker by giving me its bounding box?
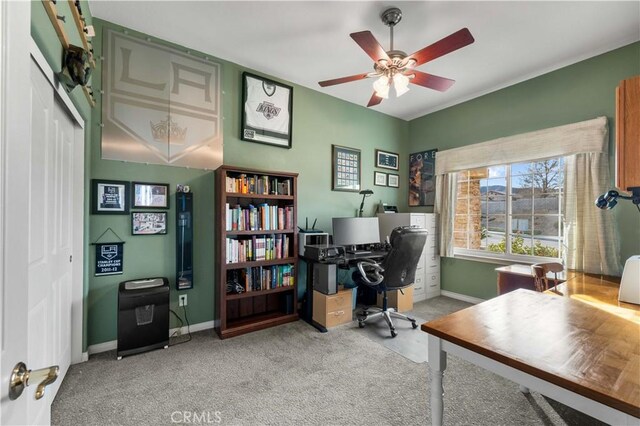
[117,277,169,359]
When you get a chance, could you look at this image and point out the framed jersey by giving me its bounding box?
[241,72,293,148]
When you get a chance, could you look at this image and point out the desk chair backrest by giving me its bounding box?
[381,227,428,290]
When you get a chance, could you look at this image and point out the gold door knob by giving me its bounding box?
[9,362,59,400]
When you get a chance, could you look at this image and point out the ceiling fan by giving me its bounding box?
[318,7,475,107]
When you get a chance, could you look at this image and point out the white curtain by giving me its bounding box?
[432,116,622,274]
[564,152,622,275]
[434,173,457,257]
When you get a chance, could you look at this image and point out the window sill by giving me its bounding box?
[453,250,562,266]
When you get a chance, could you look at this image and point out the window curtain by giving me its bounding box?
[434,173,457,257]
[564,152,622,275]
[432,117,621,274]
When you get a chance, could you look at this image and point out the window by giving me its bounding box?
[453,158,564,262]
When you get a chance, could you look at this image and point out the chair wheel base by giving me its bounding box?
[391,330,397,338]
[358,321,365,328]
[411,321,418,329]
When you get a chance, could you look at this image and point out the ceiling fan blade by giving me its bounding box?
[407,28,474,67]
[350,31,391,63]
[367,92,384,107]
[318,73,370,87]
[409,71,456,92]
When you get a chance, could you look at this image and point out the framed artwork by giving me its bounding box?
[241,72,293,149]
[332,145,361,192]
[388,173,399,188]
[409,149,438,206]
[92,179,129,214]
[374,171,387,187]
[132,211,168,235]
[132,182,169,209]
[375,149,399,170]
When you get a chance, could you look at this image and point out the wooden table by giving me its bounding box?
[422,288,640,425]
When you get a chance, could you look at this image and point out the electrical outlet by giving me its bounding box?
[179,294,187,306]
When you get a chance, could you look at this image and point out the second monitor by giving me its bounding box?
[332,217,380,254]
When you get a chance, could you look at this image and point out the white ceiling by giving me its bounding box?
[90,1,640,121]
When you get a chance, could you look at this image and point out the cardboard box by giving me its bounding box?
[313,288,353,328]
[377,285,414,312]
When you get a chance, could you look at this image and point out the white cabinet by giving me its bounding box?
[378,213,440,302]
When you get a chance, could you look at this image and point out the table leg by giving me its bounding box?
[428,334,447,426]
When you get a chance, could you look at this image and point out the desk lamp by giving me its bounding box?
[358,189,374,217]
[595,188,640,212]
[595,189,640,305]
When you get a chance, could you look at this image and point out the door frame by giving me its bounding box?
[29,40,86,365]
[1,0,32,422]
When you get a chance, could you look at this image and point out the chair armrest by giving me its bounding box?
[357,259,384,286]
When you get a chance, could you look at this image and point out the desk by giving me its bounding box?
[495,264,572,295]
[299,250,388,332]
[422,287,640,425]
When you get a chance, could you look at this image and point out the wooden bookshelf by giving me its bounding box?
[215,165,299,339]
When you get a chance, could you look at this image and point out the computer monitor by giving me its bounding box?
[332,217,381,253]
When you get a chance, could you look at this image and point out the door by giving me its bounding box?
[1,2,84,423]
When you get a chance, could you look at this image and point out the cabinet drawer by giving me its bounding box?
[410,214,426,228]
[413,275,425,293]
[426,273,440,290]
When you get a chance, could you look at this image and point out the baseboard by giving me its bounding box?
[440,290,485,305]
[87,320,218,356]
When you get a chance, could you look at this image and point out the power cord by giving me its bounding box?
[169,306,192,346]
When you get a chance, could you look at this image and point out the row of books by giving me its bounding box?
[225,203,294,231]
[226,265,295,293]
[226,235,291,263]
[225,174,292,195]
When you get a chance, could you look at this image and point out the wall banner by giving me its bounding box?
[95,242,124,276]
[102,29,223,169]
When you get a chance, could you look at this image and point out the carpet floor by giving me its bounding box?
[52,296,604,425]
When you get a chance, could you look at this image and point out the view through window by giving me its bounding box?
[454,158,564,260]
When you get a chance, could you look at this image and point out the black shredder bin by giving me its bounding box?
[117,277,169,359]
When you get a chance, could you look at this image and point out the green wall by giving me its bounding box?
[408,42,640,300]
[67,17,407,347]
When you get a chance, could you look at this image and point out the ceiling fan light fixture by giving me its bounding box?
[393,73,410,97]
[373,75,390,98]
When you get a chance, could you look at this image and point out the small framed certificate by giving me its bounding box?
[132,182,169,209]
[376,149,399,170]
[92,179,129,215]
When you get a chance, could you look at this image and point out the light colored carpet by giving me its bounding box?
[52,296,604,426]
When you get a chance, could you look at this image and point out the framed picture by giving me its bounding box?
[92,179,129,214]
[388,173,399,188]
[241,72,293,149]
[376,149,399,170]
[374,171,387,187]
[132,182,169,209]
[409,149,438,206]
[132,211,168,235]
[332,145,361,192]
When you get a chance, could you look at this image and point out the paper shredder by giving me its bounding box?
[117,277,169,359]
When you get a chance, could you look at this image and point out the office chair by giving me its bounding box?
[353,226,427,337]
[531,262,564,292]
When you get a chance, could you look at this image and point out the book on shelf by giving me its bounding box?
[225,234,291,264]
[226,264,295,294]
[225,174,292,196]
[225,203,293,231]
